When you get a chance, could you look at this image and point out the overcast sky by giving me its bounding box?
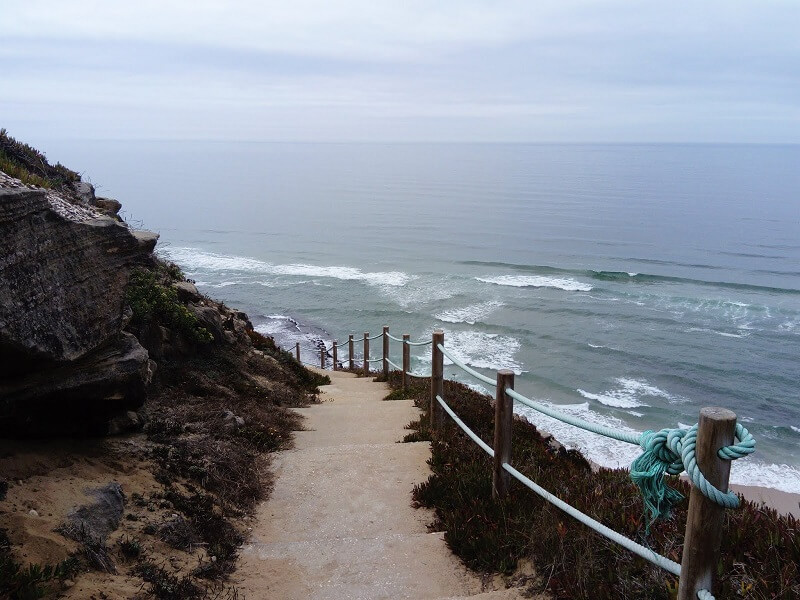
[2,1,799,143]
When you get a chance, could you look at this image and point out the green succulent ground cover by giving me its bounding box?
[384,371,799,599]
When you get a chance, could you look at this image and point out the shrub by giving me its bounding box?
[394,376,800,599]
[126,269,213,344]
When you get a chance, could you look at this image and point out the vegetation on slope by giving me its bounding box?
[0,129,79,190]
[385,371,800,599]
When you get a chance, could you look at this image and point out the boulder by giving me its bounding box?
[71,180,96,204]
[63,482,125,543]
[94,197,122,215]
[173,281,202,303]
[188,304,226,341]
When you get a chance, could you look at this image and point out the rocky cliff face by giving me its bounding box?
[0,172,157,435]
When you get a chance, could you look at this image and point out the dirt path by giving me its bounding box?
[234,369,527,600]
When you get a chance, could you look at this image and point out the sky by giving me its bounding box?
[1,1,799,143]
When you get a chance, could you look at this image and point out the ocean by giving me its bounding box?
[44,141,800,492]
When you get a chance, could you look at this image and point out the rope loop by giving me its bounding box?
[631,423,755,526]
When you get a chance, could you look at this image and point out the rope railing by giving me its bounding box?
[386,358,403,371]
[436,393,682,577]
[437,343,496,387]
[286,324,756,599]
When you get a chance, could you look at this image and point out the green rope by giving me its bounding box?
[630,423,755,526]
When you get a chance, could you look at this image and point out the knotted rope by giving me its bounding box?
[630,423,755,525]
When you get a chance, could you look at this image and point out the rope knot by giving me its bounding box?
[630,422,756,529]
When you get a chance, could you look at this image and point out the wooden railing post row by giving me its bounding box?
[402,334,410,390]
[348,335,354,370]
[677,407,737,600]
[320,346,325,369]
[430,330,444,432]
[295,342,300,362]
[493,369,514,499]
[332,340,338,371]
[382,326,389,377]
[363,332,369,376]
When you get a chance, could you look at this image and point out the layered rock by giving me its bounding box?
[0,173,157,435]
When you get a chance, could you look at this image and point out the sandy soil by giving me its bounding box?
[234,370,542,600]
[0,436,213,599]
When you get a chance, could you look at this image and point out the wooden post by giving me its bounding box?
[677,407,737,600]
[493,370,514,499]
[402,334,410,390]
[332,340,338,371]
[320,346,325,369]
[430,330,444,431]
[295,342,300,362]
[363,332,369,376]
[382,325,389,378]
[348,335,354,370]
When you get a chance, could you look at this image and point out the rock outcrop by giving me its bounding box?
[0,173,157,435]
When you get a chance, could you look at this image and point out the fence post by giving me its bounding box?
[382,325,389,378]
[677,407,737,600]
[493,369,514,499]
[363,332,369,376]
[320,346,325,369]
[295,342,300,362]
[348,335,354,370]
[402,334,410,390]
[430,330,444,432]
[332,340,338,371]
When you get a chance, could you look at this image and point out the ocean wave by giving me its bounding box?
[476,275,592,292]
[460,259,800,295]
[685,327,750,339]
[514,400,642,469]
[435,301,504,324]
[578,377,685,409]
[419,330,522,374]
[791,426,800,434]
[729,461,800,494]
[160,247,412,287]
[516,400,800,492]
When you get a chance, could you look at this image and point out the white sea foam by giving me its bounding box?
[517,400,800,492]
[791,426,800,434]
[577,377,684,409]
[420,330,523,374]
[728,461,800,493]
[435,301,504,325]
[475,275,592,292]
[515,400,642,469]
[160,247,412,287]
[686,327,750,339]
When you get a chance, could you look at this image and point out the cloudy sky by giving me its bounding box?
[2,1,799,143]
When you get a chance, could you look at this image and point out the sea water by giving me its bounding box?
[44,141,800,492]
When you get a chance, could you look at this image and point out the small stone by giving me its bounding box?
[28,509,39,517]
[210,555,217,562]
[63,579,75,588]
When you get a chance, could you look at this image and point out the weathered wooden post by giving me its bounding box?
[295,342,300,362]
[382,325,389,378]
[402,334,410,390]
[493,369,514,499]
[430,330,444,431]
[332,340,338,371]
[363,332,369,376]
[348,334,354,370]
[320,346,325,369]
[677,407,737,600]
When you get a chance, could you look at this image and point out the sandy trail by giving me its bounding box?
[234,369,527,600]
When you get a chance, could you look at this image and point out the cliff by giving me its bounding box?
[0,132,328,598]
[0,171,157,435]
